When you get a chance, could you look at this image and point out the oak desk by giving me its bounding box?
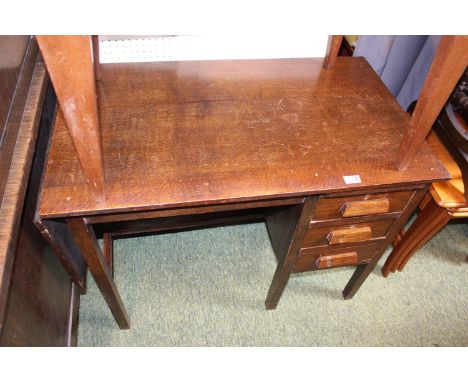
[36,57,448,329]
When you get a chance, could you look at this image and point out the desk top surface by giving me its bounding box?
[39,57,448,218]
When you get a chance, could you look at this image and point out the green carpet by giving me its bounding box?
[78,220,468,346]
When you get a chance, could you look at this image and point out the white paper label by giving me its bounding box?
[343,175,361,184]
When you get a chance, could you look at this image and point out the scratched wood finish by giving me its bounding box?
[38,57,448,219]
[397,35,468,170]
[37,35,105,202]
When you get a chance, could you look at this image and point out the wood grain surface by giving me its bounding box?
[39,57,448,218]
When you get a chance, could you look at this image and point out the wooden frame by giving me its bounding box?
[36,36,106,202]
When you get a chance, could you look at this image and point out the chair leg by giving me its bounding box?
[382,197,451,277]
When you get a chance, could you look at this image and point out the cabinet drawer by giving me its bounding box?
[293,243,381,273]
[302,219,393,249]
[312,191,413,221]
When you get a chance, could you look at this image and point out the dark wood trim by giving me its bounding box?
[85,197,305,224]
[265,197,318,309]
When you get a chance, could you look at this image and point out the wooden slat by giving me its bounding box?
[396,35,468,170]
[37,35,105,202]
[323,35,343,68]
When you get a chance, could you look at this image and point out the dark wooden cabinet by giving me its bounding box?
[0,37,78,346]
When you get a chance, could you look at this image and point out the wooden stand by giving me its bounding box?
[35,36,450,329]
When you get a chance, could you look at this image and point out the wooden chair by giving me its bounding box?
[382,127,467,276]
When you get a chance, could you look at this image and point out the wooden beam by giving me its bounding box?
[396,35,468,170]
[37,35,105,202]
[323,35,343,68]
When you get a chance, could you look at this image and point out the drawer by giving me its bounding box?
[293,243,381,273]
[312,190,413,221]
[302,219,393,249]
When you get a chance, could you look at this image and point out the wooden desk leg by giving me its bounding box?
[265,197,317,310]
[67,218,129,329]
[343,188,427,298]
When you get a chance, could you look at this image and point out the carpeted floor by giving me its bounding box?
[78,219,468,346]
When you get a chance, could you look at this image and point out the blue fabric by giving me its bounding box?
[396,35,442,110]
[380,36,428,97]
[354,36,396,76]
[354,35,441,111]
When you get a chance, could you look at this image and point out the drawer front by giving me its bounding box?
[302,219,393,249]
[294,243,381,273]
[312,190,413,221]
